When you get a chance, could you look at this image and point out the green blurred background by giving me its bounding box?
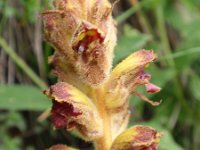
[0,0,200,149]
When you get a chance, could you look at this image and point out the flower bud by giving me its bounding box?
[111,125,162,150]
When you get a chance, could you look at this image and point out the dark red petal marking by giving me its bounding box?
[138,72,151,81]
[72,29,104,53]
[51,101,82,128]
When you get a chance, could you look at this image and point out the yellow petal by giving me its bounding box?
[111,50,157,80]
[111,125,162,150]
[44,82,103,141]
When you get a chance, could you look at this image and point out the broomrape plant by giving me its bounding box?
[42,0,163,149]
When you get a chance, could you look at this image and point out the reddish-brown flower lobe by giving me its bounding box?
[145,83,161,94]
[51,101,82,128]
[44,82,103,140]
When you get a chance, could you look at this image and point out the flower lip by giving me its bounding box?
[138,72,151,81]
[51,101,82,129]
[131,72,152,89]
[72,28,104,54]
[145,83,161,94]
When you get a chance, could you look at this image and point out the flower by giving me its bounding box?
[42,0,117,86]
[44,82,103,140]
[105,50,161,110]
[111,125,162,150]
[105,50,161,140]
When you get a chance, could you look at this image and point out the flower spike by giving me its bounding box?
[42,0,163,149]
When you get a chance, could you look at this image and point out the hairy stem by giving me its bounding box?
[94,86,112,150]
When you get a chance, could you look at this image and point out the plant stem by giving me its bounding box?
[0,36,47,90]
[155,3,191,114]
[162,47,200,59]
[116,2,140,24]
[94,86,112,150]
[130,0,153,35]
[116,0,153,24]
